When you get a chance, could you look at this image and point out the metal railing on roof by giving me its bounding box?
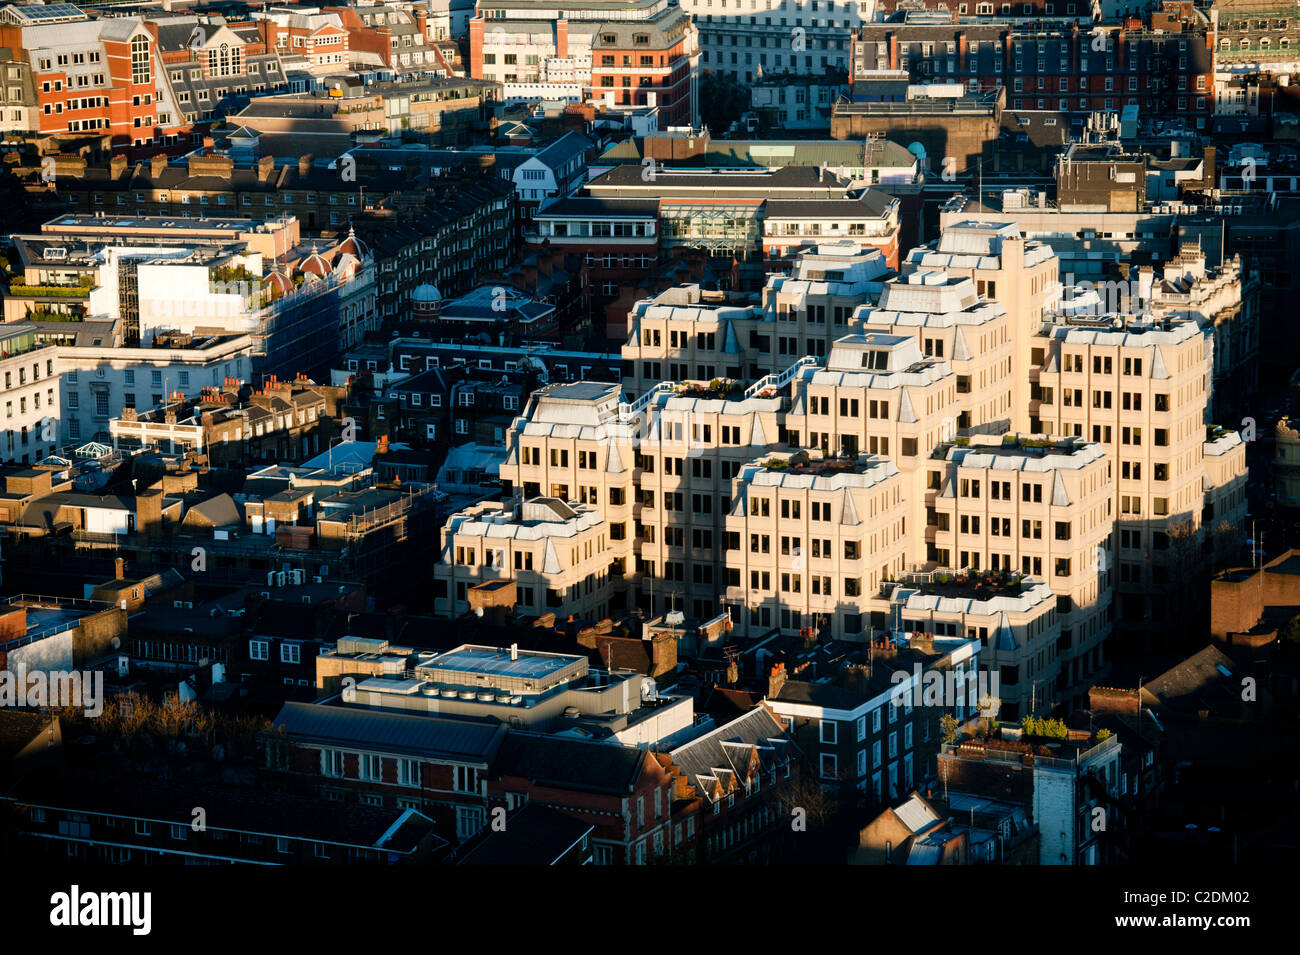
[944,732,1119,772]
[744,355,818,398]
[4,593,111,611]
[619,381,674,420]
[0,594,113,650]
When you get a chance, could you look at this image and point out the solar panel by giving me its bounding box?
[7,3,87,23]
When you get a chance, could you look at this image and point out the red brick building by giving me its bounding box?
[850,2,1217,121]
[0,14,160,149]
[469,0,699,130]
[263,702,506,845]
[487,732,680,865]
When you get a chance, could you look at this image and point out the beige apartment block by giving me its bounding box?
[1145,244,1261,420]
[904,220,1060,432]
[629,385,786,620]
[1277,417,1300,510]
[622,288,764,398]
[762,241,893,366]
[499,381,636,601]
[432,497,614,622]
[723,449,910,642]
[1201,426,1249,569]
[1030,306,1240,639]
[620,242,891,396]
[924,435,1114,710]
[868,575,1063,721]
[786,333,958,542]
[853,271,1013,435]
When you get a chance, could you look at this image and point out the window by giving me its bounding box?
[280,643,301,664]
[131,35,150,84]
[249,639,269,661]
[322,749,345,778]
[819,720,837,744]
[453,765,479,793]
[398,759,419,787]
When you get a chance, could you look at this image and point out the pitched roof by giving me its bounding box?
[669,707,797,803]
[457,803,593,865]
[272,702,505,762]
[491,732,649,794]
[185,492,242,527]
[1142,645,1242,713]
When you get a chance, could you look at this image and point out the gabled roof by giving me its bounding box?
[669,707,797,803]
[185,492,242,528]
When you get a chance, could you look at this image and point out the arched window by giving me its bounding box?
[131,35,149,84]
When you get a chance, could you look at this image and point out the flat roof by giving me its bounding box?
[427,645,584,680]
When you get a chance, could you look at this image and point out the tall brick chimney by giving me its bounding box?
[767,662,787,699]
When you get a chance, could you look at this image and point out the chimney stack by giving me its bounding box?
[767,662,787,699]
[114,557,125,580]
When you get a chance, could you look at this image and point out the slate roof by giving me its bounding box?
[7,768,440,853]
[272,701,506,762]
[533,131,593,171]
[765,192,896,217]
[184,492,243,527]
[533,196,661,217]
[1141,645,1244,714]
[491,732,648,794]
[457,803,593,865]
[669,707,797,803]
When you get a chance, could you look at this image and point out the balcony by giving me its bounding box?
[6,284,92,298]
